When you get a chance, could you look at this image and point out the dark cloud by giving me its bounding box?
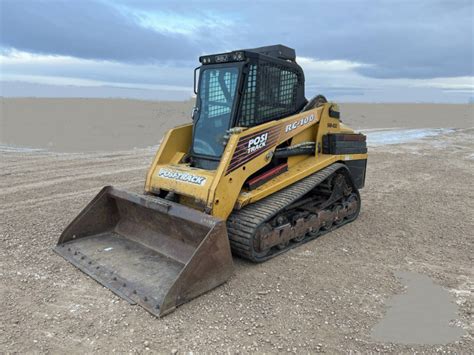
[208,0,474,79]
[1,0,473,79]
[0,0,204,62]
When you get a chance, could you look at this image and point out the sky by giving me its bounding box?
[0,0,473,102]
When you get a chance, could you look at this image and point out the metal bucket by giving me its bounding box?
[54,186,233,317]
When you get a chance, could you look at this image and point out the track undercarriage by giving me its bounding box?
[227,163,361,262]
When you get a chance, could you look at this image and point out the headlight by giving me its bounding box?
[232,52,244,61]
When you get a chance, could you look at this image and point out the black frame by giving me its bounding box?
[235,52,306,128]
[190,48,307,167]
[190,61,247,162]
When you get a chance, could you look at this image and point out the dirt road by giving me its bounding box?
[1,126,472,353]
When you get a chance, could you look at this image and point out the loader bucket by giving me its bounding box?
[54,186,233,317]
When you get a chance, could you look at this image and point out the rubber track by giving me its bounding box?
[227,163,347,261]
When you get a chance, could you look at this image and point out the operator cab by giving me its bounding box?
[191,45,307,170]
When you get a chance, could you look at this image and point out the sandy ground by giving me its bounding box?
[0,98,195,152]
[0,100,473,353]
[1,98,472,152]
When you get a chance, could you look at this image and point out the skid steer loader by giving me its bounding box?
[55,45,368,317]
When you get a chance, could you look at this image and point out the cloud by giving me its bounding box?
[297,57,371,72]
[0,81,193,100]
[0,0,473,102]
[0,0,210,62]
[2,0,472,80]
[411,76,474,90]
[116,6,235,37]
[238,1,473,79]
[1,49,472,103]
[296,53,473,102]
[0,49,193,89]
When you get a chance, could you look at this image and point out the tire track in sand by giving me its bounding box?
[0,179,144,214]
[0,152,152,188]
[0,165,149,196]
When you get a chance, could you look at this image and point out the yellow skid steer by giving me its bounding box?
[55,45,368,317]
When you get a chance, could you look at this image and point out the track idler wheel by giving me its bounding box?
[345,192,361,220]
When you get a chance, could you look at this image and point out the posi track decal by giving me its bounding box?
[226,113,318,175]
[158,168,207,185]
[247,132,268,153]
[226,126,280,174]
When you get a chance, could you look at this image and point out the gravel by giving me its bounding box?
[0,128,473,353]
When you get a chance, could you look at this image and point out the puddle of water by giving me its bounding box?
[363,128,455,147]
[371,271,464,345]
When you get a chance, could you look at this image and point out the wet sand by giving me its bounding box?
[371,271,465,344]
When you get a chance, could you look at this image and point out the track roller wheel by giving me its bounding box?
[292,234,305,243]
[291,215,306,242]
[321,215,333,231]
[277,241,290,250]
[333,204,345,226]
[253,223,272,259]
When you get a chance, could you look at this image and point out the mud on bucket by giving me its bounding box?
[54,186,233,317]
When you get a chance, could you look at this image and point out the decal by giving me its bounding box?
[327,122,338,128]
[158,168,207,186]
[247,132,268,153]
[226,126,281,174]
[226,113,319,175]
[285,114,315,133]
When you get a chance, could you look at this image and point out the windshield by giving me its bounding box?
[193,66,239,157]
